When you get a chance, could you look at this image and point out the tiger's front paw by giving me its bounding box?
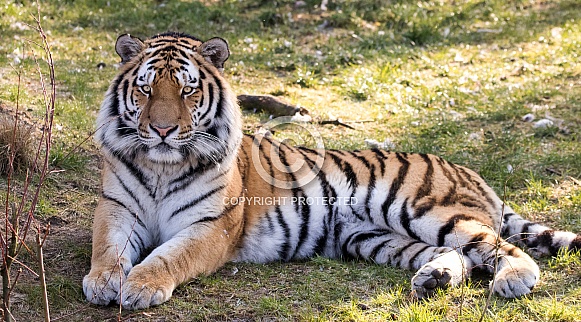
[83,265,127,305]
[493,257,539,298]
[120,266,174,310]
[411,251,470,299]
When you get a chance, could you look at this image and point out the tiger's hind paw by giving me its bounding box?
[493,257,539,298]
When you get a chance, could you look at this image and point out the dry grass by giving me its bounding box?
[0,105,38,176]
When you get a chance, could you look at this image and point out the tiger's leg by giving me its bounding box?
[501,208,581,256]
[83,198,153,305]
[119,213,242,310]
[337,222,473,298]
[439,218,540,298]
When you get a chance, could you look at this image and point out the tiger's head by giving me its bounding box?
[96,32,242,166]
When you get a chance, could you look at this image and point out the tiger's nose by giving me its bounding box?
[150,124,178,139]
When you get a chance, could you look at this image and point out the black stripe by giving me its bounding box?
[520,222,537,242]
[275,207,292,261]
[198,82,215,122]
[328,152,357,189]
[292,190,311,259]
[115,119,138,139]
[462,232,487,254]
[189,215,221,226]
[351,230,386,245]
[369,239,391,262]
[148,45,189,62]
[254,136,276,192]
[364,164,376,221]
[132,230,146,253]
[414,154,434,204]
[169,165,197,186]
[408,245,431,269]
[169,185,225,219]
[196,79,205,109]
[107,76,124,118]
[457,166,496,207]
[349,151,372,170]
[275,140,299,190]
[437,214,475,246]
[436,158,458,206]
[503,212,516,222]
[400,198,420,240]
[105,161,147,215]
[414,203,435,218]
[381,153,410,225]
[121,79,130,109]
[127,238,139,255]
[146,57,164,65]
[214,76,224,119]
[174,57,189,66]
[371,149,387,176]
[339,229,360,260]
[164,164,216,199]
[449,162,471,189]
[238,144,251,183]
[159,256,173,274]
[333,221,346,259]
[458,198,488,211]
[393,241,419,263]
[101,193,146,229]
[116,154,155,199]
[296,148,336,257]
[353,231,388,259]
[412,155,436,217]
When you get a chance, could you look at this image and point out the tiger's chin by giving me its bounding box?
[146,144,185,164]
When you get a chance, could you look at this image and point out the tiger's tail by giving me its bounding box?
[501,208,581,256]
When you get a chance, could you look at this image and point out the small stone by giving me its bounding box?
[294,1,306,8]
[522,113,535,122]
[468,132,481,141]
[533,119,554,129]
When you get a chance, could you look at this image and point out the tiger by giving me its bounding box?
[83,32,581,310]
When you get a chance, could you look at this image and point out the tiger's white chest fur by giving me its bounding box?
[102,150,230,245]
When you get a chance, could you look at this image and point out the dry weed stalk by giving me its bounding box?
[1,5,55,322]
[477,181,509,322]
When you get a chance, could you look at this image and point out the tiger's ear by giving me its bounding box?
[198,37,230,74]
[115,34,145,63]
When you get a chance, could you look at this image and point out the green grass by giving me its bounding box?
[1,0,580,320]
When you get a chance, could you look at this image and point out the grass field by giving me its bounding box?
[1,0,580,320]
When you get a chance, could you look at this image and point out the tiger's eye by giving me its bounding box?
[183,86,193,94]
[141,85,151,93]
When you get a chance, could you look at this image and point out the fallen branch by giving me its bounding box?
[317,119,356,130]
[237,94,309,117]
[239,94,377,131]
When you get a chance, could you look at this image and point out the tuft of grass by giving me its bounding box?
[0,111,38,175]
[548,248,581,270]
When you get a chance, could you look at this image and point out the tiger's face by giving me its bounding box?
[102,33,233,164]
[132,47,205,163]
